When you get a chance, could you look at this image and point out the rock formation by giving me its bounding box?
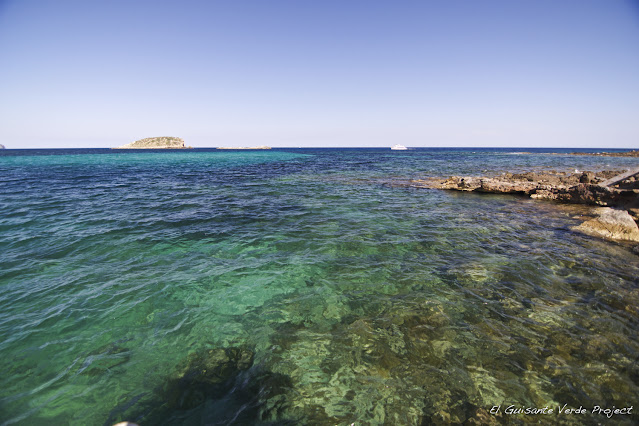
[113,137,191,149]
[0,144,5,149]
[412,170,639,245]
[413,170,639,208]
[573,207,639,242]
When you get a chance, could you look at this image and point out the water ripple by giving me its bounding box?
[0,149,638,425]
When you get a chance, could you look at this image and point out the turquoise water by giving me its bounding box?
[1,148,638,425]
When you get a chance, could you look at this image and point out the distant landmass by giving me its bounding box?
[113,137,192,149]
[0,144,5,149]
[216,146,271,150]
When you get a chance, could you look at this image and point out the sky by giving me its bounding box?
[0,0,638,148]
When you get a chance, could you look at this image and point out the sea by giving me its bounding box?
[1,147,637,425]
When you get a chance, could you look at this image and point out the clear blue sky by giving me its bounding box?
[1,0,638,148]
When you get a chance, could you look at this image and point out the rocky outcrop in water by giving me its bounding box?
[415,171,639,208]
[573,208,639,242]
[415,170,635,200]
[413,170,639,244]
[0,144,5,149]
[113,137,191,149]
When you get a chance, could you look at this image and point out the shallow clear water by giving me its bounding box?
[1,148,637,425]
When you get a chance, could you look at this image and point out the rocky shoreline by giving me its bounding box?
[412,169,639,247]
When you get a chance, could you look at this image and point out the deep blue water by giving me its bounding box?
[1,148,638,425]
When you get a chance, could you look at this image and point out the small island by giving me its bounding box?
[216,146,271,150]
[113,136,192,149]
[0,144,5,149]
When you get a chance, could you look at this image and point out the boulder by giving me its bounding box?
[580,172,594,184]
[573,207,639,242]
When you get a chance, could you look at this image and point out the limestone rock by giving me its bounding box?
[573,207,639,242]
[530,183,627,206]
[629,208,639,221]
[478,178,538,194]
[114,136,191,149]
[415,170,638,208]
[435,176,537,194]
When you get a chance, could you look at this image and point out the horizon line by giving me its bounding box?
[1,146,637,150]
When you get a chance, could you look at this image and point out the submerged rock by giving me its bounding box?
[108,346,297,425]
[573,208,639,242]
[113,136,191,149]
[163,347,255,410]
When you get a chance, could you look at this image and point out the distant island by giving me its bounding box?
[216,146,271,150]
[113,137,192,149]
[0,144,5,149]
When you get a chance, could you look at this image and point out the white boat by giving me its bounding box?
[391,144,408,150]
